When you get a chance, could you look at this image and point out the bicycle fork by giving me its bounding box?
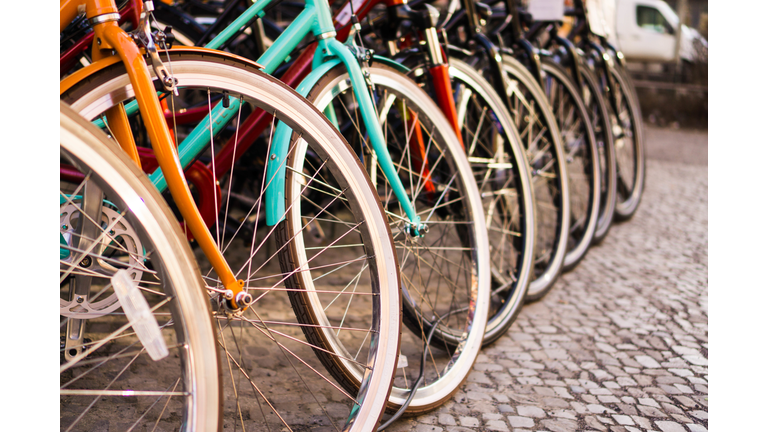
[263,2,427,236]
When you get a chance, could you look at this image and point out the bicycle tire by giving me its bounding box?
[609,64,646,221]
[500,55,571,301]
[62,51,401,432]
[578,64,617,244]
[405,55,536,346]
[301,60,491,414]
[60,101,221,431]
[538,57,601,272]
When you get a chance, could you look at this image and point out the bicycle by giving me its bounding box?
[497,2,606,269]
[563,0,645,222]
[514,7,617,245]
[61,0,402,429]
[435,0,579,300]
[92,0,495,415]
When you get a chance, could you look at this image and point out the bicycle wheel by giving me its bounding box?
[501,55,570,300]
[302,60,491,414]
[609,64,645,220]
[407,56,536,345]
[62,51,400,431]
[539,57,601,271]
[579,64,617,244]
[60,102,220,431]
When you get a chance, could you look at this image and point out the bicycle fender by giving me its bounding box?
[371,55,411,74]
[264,58,342,227]
[60,46,265,95]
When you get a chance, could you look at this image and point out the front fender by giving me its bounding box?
[264,57,343,226]
[60,46,265,95]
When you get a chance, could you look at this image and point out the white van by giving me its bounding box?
[608,0,707,63]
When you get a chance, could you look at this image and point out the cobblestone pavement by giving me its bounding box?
[387,125,708,432]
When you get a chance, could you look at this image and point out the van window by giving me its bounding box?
[637,5,673,34]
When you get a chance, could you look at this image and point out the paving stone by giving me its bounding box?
[612,415,634,425]
[438,414,456,426]
[597,416,614,424]
[584,416,608,431]
[671,414,692,424]
[418,415,438,425]
[587,405,616,415]
[686,424,707,432]
[507,416,534,428]
[637,405,668,418]
[414,425,444,432]
[657,376,686,385]
[616,404,638,416]
[635,356,662,369]
[570,402,588,414]
[682,355,707,366]
[597,395,621,404]
[673,384,693,394]
[658,384,682,395]
[458,417,479,428]
[484,420,510,431]
[634,375,654,386]
[661,402,685,416]
[655,420,688,432]
[517,406,546,418]
[689,410,707,420]
[498,404,515,414]
[553,387,573,399]
[631,415,653,429]
[534,386,556,397]
[550,409,578,420]
[540,418,579,432]
[617,377,638,387]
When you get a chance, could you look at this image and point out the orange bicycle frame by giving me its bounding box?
[60,0,246,306]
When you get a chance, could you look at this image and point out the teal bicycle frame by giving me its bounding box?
[112,0,422,230]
